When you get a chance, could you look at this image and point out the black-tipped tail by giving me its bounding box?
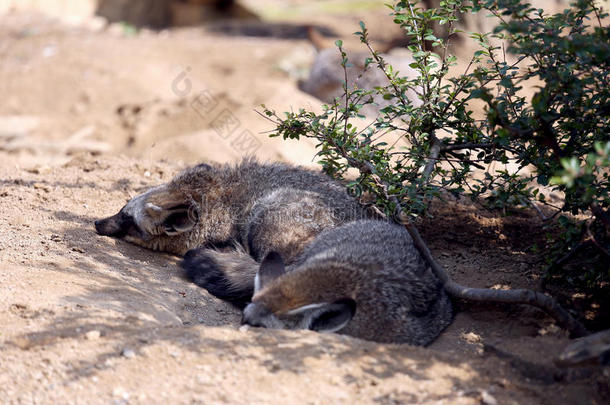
[182,247,256,309]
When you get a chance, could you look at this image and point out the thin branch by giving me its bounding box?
[590,202,610,230]
[339,44,350,141]
[590,0,603,28]
[522,197,554,222]
[421,136,441,184]
[433,4,457,102]
[586,224,610,258]
[440,142,496,152]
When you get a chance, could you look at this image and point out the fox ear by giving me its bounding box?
[308,298,356,333]
[255,251,286,292]
[145,202,198,235]
[162,208,198,235]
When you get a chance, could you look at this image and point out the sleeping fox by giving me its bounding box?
[240,220,453,345]
[95,159,372,306]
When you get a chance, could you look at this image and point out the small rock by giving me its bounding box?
[85,330,101,340]
[50,234,61,242]
[538,323,561,336]
[121,348,136,359]
[27,165,51,175]
[42,45,57,58]
[33,183,50,193]
[112,387,130,401]
[481,390,498,405]
[238,324,250,332]
[71,246,85,253]
[462,331,482,344]
[0,115,39,139]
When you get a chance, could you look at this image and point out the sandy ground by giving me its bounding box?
[0,155,606,404]
[0,2,608,404]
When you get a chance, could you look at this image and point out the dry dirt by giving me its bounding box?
[0,2,607,404]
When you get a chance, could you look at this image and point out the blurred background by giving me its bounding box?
[0,0,580,169]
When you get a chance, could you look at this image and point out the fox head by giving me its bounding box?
[241,252,357,333]
[95,184,200,255]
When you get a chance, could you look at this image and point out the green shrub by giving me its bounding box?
[263,0,609,291]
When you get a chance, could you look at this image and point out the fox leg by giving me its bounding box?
[182,247,259,309]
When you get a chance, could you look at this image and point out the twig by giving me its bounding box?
[590,1,603,28]
[520,197,553,222]
[590,202,610,230]
[586,224,610,258]
[421,136,441,185]
[338,43,350,141]
[440,142,494,152]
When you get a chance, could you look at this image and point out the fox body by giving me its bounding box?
[95,159,371,306]
[241,220,453,345]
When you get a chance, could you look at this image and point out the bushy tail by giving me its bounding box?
[182,247,259,309]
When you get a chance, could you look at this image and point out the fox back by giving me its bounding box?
[96,159,368,256]
[242,220,453,345]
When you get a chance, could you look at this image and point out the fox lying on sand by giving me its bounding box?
[95,159,371,306]
[96,160,452,344]
[241,220,453,345]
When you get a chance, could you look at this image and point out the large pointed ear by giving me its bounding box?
[163,207,198,235]
[145,202,198,235]
[308,298,356,333]
[255,251,286,293]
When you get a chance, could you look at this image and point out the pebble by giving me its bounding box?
[28,165,51,175]
[112,387,130,402]
[33,183,50,193]
[85,330,101,340]
[121,348,136,359]
[481,390,498,405]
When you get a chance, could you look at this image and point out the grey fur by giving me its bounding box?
[96,159,372,306]
[96,159,370,256]
[243,220,453,345]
